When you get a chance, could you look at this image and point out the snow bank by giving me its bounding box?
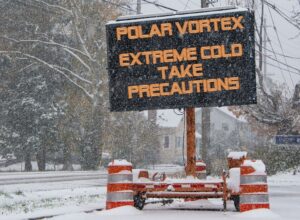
[228,151,247,160]
[227,168,240,193]
[236,209,280,219]
[100,206,142,216]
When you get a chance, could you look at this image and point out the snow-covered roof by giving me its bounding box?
[157,106,247,128]
[157,109,182,128]
[216,107,247,122]
[195,107,247,122]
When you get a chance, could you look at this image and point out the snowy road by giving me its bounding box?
[0,171,107,186]
[0,171,299,220]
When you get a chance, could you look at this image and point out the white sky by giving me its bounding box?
[126,0,300,126]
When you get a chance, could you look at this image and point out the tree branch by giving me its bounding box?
[1,36,94,61]
[0,50,93,101]
[31,0,72,14]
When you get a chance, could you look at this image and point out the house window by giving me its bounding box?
[222,123,229,131]
[176,137,182,148]
[164,136,169,148]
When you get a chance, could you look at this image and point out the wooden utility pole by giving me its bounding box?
[186,107,196,176]
[137,0,141,14]
[201,0,208,8]
[201,0,210,170]
[185,0,209,177]
[263,18,267,79]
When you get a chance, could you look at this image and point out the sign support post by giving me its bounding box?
[185,0,208,177]
[186,107,196,176]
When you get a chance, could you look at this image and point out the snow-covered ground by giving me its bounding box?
[1,170,299,220]
[0,162,82,172]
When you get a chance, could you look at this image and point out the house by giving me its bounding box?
[157,107,254,164]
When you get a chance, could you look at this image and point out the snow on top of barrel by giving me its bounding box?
[243,159,266,174]
[227,168,241,193]
[108,159,132,166]
[196,161,206,166]
[228,151,247,159]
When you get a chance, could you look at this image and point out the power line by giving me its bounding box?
[102,0,137,13]
[184,0,191,10]
[255,49,300,76]
[265,61,300,76]
[141,0,177,12]
[254,8,290,92]
[260,45,300,60]
[267,4,295,87]
[264,0,300,31]
[145,0,166,12]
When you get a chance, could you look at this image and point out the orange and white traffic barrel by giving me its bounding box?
[239,160,270,212]
[138,169,149,179]
[106,160,134,210]
[196,160,206,179]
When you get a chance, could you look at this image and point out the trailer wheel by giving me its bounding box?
[134,193,146,210]
[232,195,240,211]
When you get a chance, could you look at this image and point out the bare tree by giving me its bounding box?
[0,0,129,170]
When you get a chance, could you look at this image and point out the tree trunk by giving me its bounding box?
[62,145,73,171]
[36,147,46,171]
[24,151,32,171]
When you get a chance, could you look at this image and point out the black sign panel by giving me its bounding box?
[106,8,256,112]
[275,135,300,145]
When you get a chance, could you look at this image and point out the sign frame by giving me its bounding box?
[106,7,256,112]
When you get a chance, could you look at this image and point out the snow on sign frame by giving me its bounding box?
[106,7,256,112]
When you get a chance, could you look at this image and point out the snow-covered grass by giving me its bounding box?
[0,162,81,172]
[0,187,106,219]
[268,170,300,187]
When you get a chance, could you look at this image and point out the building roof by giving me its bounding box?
[157,109,183,128]
[157,107,247,128]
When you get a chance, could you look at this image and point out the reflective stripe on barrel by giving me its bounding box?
[106,191,133,202]
[106,201,134,210]
[106,160,133,210]
[240,175,267,184]
[240,194,269,204]
[108,174,133,183]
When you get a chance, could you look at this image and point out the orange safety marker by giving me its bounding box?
[239,160,270,212]
[106,160,134,210]
[195,160,206,179]
[138,169,149,179]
